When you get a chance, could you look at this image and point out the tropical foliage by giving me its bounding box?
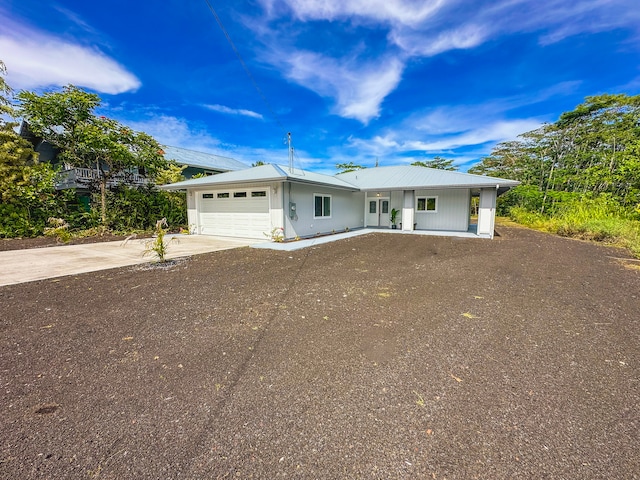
[0,62,186,238]
[470,94,640,255]
[412,156,458,171]
[16,85,169,226]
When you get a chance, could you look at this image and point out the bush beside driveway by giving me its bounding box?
[0,227,638,479]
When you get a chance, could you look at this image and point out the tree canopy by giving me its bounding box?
[411,156,458,171]
[336,162,365,173]
[16,85,168,225]
[469,94,640,214]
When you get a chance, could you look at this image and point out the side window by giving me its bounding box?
[416,196,437,212]
[314,194,331,218]
[369,201,377,213]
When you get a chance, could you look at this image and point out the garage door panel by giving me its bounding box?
[199,212,270,239]
[198,188,271,239]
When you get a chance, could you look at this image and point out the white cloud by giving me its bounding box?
[120,113,291,167]
[404,119,542,150]
[0,16,139,94]
[202,104,264,119]
[123,115,223,152]
[252,0,640,127]
[390,23,486,56]
[275,50,404,123]
[260,0,446,26]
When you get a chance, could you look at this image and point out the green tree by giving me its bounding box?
[17,85,168,226]
[411,156,458,171]
[154,163,186,185]
[336,162,365,173]
[252,160,266,167]
[470,94,640,214]
[0,61,62,237]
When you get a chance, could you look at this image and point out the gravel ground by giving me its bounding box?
[0,227,638,479]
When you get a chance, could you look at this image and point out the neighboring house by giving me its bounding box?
[19,122,248,190]
[159,164,520,240]
[162,145,248,179]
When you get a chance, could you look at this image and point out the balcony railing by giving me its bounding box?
[55,168,149,190]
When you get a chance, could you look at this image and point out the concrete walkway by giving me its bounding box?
[0,235,256,287]
[0,228,486,286]
[254,227,486,251]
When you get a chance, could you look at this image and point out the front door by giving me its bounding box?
[367,198,390,227]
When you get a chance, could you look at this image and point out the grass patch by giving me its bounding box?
[507,202,640,259]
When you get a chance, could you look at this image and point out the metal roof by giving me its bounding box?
[162,145,248,172]
[337,165,520,191]
[159,164,520,192]
[158,164,359,191]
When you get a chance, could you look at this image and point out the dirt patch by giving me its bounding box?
[0,227,638,479]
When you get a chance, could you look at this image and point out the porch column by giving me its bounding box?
[402,190,414,231]
[477,187,497,238]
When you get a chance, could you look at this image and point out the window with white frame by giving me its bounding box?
[314,194,331,218]
[416,196,438,212]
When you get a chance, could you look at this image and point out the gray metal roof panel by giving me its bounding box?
[159,164,359,190]
[162,145,248,172]
[336,165,520,190]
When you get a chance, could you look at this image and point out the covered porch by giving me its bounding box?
[363,187,497,238]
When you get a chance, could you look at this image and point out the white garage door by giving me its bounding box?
[198,188,271,239]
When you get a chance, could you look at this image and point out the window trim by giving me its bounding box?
[313,193,332,219]
[416,195,438,213]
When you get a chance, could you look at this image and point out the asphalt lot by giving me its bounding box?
[0,227,638,479]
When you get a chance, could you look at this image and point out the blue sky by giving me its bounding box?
[1,0,639,173]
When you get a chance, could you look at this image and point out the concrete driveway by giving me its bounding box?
[0,234,257,287]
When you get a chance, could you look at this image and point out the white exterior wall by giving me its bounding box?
[186,191,197,233]
[477,187,497,238]
[414,188,470,231]
[284,182,364,238]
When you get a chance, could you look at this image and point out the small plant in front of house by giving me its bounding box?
[390,208,399,229]
[44,217,72,243]
[265,227,285,242]
[143,218,176,262]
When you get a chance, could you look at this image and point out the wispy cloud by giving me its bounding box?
[248,0,638,125]
[344,97,546,163]
[120,113,290,167]
[202,104,264,119]
[123,114,224,152]
[260,0,445,26]
[270,49,404,123]
[0,13,139,94]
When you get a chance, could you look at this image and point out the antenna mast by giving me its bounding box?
[288,132,294,173]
